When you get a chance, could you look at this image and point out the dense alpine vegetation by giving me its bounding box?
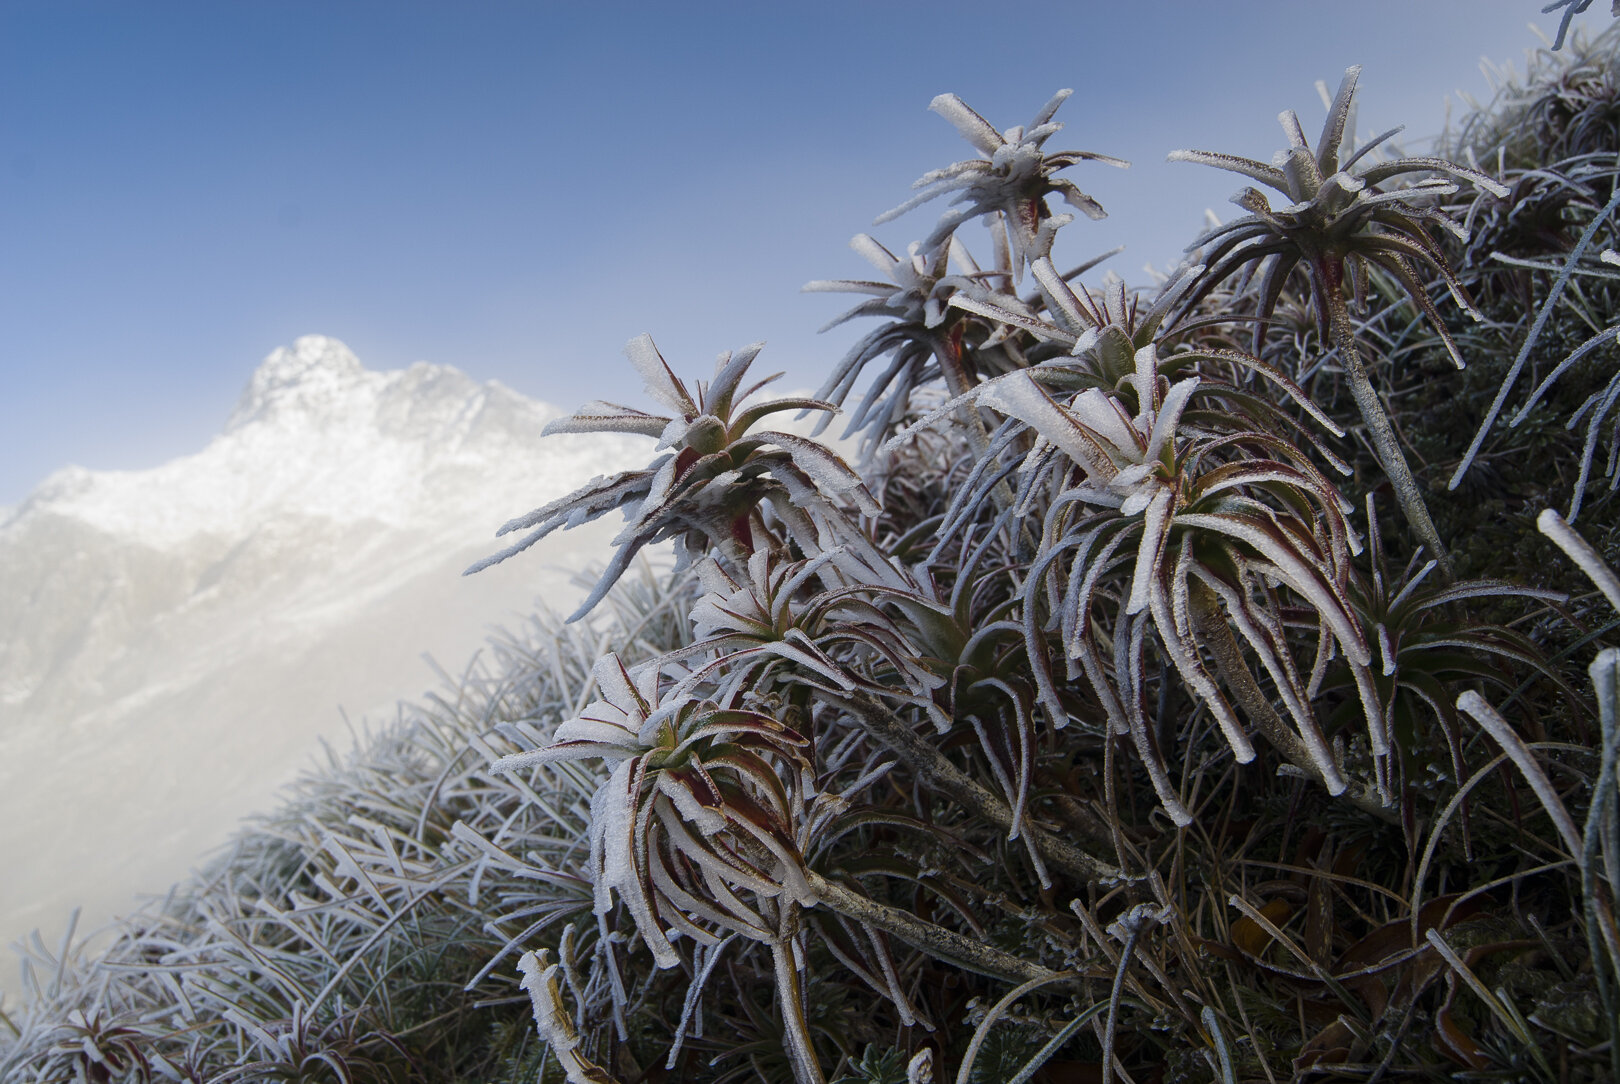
[8,18,1620,1083]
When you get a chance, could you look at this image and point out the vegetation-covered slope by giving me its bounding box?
[9,21,1620,1084]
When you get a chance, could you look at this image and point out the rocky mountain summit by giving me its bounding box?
[0,336,642,966]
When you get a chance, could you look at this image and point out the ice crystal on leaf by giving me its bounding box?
[518,950,619,1084]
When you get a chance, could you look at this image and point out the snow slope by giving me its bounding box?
[0,336,648,973]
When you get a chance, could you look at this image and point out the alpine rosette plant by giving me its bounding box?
[1169,66,1509,577]
[442,73,1614,1081]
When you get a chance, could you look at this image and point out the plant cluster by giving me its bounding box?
[9,19,1620,1084]
[0,590,682,1083]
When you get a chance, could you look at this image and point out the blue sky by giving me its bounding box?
[0,0,1593,506]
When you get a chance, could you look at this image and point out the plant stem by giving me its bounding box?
[771,928,826,1084]
[806,871,1069,986]
[841,692,1122,883]
[1320,268,1453,581]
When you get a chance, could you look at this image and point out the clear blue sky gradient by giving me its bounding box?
[0,0,1593,505]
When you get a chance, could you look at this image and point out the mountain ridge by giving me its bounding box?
[0,335,642,972]
[11,335,587,549]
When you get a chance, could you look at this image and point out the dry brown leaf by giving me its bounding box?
[1230,897,1295,957]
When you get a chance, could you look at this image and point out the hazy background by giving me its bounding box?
[0,0,1588,508]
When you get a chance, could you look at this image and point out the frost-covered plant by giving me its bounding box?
[801,90,1126,459]
[945,253,1351,466]
[518,950,618,1084]
[1448,176,1620,517]
[467,326,1108,1077]
[805,234,1025,452]
[886,254,1390,816]
[494,653,829,1081]
[1171,65,1508,573]
[875,90,1126,279]
[1319,495,1569,802]
[931,351,1385,820]
[1543,0,1620,51]
[656,550,865,699]
[24,51,1620,1084]
[806,234,957,430]
[466,334,877,617]
[493,652,817,961]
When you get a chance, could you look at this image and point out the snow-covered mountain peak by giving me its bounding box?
[226,335,368,432]
[0,338,651,966]
[5,336,639,550]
